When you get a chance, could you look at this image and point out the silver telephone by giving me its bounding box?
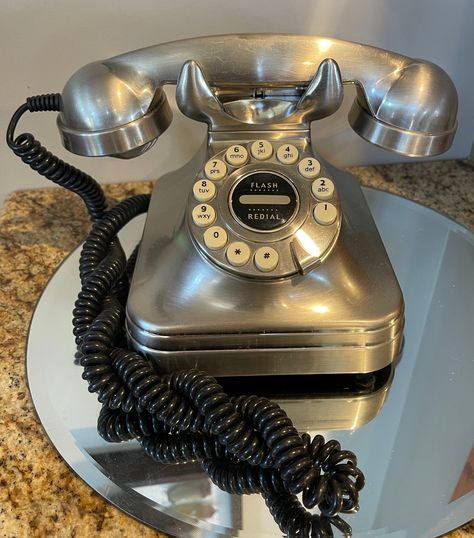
[55,34,458,379]
[8,34,458,536]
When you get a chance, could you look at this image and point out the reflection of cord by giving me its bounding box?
[8,95,365,537]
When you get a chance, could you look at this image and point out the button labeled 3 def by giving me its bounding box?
[298,157,321,179]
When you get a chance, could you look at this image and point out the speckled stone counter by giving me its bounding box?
[0,160,473,537]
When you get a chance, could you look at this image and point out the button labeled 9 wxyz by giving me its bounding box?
[192,204,216,227]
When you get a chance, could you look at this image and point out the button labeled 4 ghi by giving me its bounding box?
[276,144,299,164]
[192,204,216,227]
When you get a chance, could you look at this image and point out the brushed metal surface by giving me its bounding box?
[126,145,404,375]
[57,34,458,157]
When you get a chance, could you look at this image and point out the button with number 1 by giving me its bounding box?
[313,203,337,226]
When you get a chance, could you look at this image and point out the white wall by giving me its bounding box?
[1,0,473,205]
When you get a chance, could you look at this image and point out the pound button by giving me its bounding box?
[204,158,227,180]
[192,204,216,227]
[254,247,279,272]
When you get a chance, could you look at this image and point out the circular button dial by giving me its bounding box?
[230,172,299,232]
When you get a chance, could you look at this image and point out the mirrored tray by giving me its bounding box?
[27,188,474,537]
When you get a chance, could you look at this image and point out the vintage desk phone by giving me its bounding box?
[8,35,458,536]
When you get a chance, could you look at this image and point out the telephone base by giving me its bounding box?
[126,151,404,377]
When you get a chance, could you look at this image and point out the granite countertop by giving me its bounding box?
[0,160,473,537]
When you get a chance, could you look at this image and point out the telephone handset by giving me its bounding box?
[7,34,458,537]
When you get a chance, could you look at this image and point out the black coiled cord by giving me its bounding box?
[6,94,107,222]
[8,95,365,537]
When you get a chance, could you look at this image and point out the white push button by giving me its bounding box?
[313,203,338,226]
[251,140,273,161]
[204,226,228,250]
[192,204,216,227]
[298,157,321,179]
[311,178,335,200]
[226,241,251,266]
[193,179,216,203]
[276,144,299,165]
[225,145,248,167]
[254,247,279,272]
[204,158,227,181]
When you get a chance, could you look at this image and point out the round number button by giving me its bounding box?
[254,247,279,272]
[203,226,228,250]
[313,203,338,226]
[193,179,216,202]
[276,144,299,165]
[311,178,335,200]
[226,241,251,266]
[298,157,321,179]
[204,158,227,181]
[192,204,216,227]
[251,140,273,161]
[225,145,248,167]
